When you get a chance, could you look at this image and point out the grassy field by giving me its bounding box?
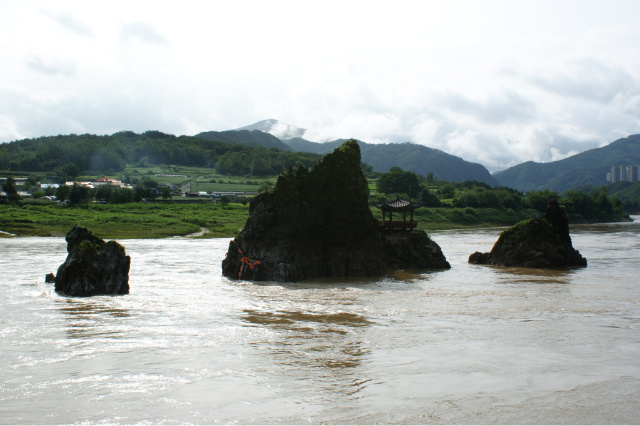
[371,205,539,231]
[188,182,261,193]
[68,165,277,192]
[0,202,249,239]
[415,206,538,230]
[1,199,541,239]
[2,164,541,238]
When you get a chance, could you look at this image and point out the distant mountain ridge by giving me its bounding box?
[494,134,640,192]
[188,124,640,191]
[283,137,498,185]
[194,129,292,151]
[232,120,498,185]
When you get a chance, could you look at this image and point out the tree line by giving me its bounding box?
[375,167,630,223]
[0,131,321,177]
[1,175,172,205]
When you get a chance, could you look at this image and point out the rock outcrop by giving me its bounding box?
[222,140,450,282]
[55,225,130,296]
[383,230,451,271]
[468,199,587,268]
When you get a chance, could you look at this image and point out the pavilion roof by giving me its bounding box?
[374,196,422,211]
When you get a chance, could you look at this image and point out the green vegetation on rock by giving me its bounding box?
[469,200,587,268]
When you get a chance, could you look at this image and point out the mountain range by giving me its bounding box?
[3,117,638,193]
[493,134,640,192]
[210,119,499,186]
[227,119,640,193]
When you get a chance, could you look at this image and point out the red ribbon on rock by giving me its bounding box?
[237,248,261,279]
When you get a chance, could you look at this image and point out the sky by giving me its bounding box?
[1,0,639,172]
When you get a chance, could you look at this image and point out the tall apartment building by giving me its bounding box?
[608,165,640,183]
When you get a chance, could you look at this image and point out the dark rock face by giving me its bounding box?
[55,225,130,296]
[222,140,451,281]
[469,200,587,268]
[45,273,55,283]
[222,140,385,281]
[383,231,451,271]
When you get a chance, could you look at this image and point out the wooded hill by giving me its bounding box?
[195,129,292,151]
[1,129,498,185]
[284,137,498,185]
[4,126,638,192]
[494,134,640,192]
[0,131,321,177]
[232,119,496,184]
[198,126,499,185]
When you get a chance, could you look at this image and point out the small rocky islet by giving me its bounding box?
[468,199,587,268]
[221,139,450,282]
[51,224,130,297]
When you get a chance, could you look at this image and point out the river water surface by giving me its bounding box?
[1,220,639,424]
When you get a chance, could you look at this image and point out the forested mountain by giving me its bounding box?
[284,137,343,154]
[13,120,637,192]
[194,129,292,151]
[284,138,499,185]
[494,134,640,192]
[1,123,499,185]
[0,131,319,177]
[233,120,498,184]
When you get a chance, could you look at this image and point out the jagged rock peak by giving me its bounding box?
[222,139,384,281]
[222,140,450,282]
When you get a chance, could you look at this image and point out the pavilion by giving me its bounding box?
[374,196,422,231]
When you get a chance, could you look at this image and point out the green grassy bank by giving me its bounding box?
[411,206,540,230]
[1,201,543,239]
[0,202,248,239]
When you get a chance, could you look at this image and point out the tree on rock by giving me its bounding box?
[376,167,421,198]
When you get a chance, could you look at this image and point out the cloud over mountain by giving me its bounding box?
[1,1,639,173]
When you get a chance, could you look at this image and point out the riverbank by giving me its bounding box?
[0,202,248,239]
[0,202,631,239]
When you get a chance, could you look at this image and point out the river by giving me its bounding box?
[1,220,639,424]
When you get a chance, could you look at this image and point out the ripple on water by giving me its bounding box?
[1,226,639,424]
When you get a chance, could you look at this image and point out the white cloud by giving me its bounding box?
[41,8,95,38]
[24,53,78,77]
[120,20,170,45]
[305,112,403,144]
[1,0,639,173]
[0,115,24,142]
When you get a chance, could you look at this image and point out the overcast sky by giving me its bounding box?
[1,0,639,172]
